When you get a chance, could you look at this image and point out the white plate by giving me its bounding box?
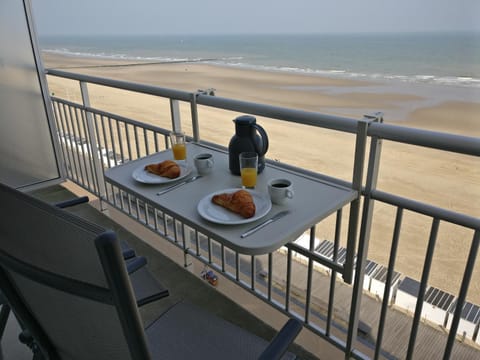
[132,162,192,184]
[197,188,272,225]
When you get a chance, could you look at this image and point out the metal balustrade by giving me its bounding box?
[46,68,480,360]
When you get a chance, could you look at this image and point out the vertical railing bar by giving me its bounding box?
[92,113,103,191]
[76,107,90,187]
[144,203,150,227]
[125,123,133,161]
[99,114,113,202]
[62,103,80,182]
[173,219,179,242]
[56,102,74,178]
[69,106,83,183]
[207,238,212,264]
[116,120,125,163]
[181,224,188,267]
[52,101,70,178]
[221,244,225,272]
[305,226,316,323]
[374,207,404,360]
[285,248,292,312]
[251,256,255,291]
[134,125,141,159]
[120,195,129,216]
[154,132,160,153]
[99,115,109,165]
[137,197,143,221]
[110,186,117,208]
[107,116,117,167]
[327,209,343,336]
[68,105,82,183]
[59,103,74,180]
[162,212,169,237]
[235,252,240,281]
[79,108,98,194]
[406,218,440,360]
[164,134,170,149]
[55,101,68,138]
[143,128,150,156]
[135,198,141,222]
[268,253,273,301]
[443,230,480,360]
[119,190,126,211]
[190,92,200,141]
[152,208,159,231]
[142,201,148,225]
[91,113,101,153]
[72,107,87,186]
[195,230,200,256]
[189,228,196,253]
[92,112,110,202]
[116,187,123,210]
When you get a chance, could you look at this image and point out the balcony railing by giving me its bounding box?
[46,68,480,360]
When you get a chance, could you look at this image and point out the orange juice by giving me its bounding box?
[241,167,257,188]
[172,143,186,160]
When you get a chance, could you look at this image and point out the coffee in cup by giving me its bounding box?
[194,153,214,175]
[268,178,294,205]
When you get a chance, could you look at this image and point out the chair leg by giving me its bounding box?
[19,330,46,360]
[0,304,11,340]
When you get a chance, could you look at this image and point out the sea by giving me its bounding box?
[38,32,480,119]
[39,32,480,88]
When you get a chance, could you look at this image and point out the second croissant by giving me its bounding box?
[211,189,256,218]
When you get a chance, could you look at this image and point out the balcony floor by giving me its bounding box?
[0,184,319,360]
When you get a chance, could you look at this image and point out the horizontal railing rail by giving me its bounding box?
[368,122,480,157]
[46,68,480,360]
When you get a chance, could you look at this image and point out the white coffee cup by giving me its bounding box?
[268,178,294,205]
[194,153,214,175]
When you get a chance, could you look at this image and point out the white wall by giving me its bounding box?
[395,291,418,314]
[421,304,448,327]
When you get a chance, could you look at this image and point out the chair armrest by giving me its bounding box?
[125,256,147,274]
[54,196,89,209]
[122,248,136,260]
[258,318,303,360]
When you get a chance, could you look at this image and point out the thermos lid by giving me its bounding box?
[234,115,256,126]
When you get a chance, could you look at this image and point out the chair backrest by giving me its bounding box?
[0,183,150,360]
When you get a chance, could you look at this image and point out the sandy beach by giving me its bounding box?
[42,53,480,303]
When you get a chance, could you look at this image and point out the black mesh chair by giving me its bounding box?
[0,182,302,359]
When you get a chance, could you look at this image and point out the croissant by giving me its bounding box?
[212,190,256,218]
[144,160,180,179]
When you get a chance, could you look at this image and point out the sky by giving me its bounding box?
[31,0,480,36]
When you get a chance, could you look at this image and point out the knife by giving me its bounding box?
[156,175,202,196]
[240,210,290,238]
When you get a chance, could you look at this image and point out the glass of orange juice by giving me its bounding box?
[239,152,258,189]
[169,131,187,161]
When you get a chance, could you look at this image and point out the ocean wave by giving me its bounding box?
[43,48,198,63]
[207,60,480,88]
[43,48,480,88]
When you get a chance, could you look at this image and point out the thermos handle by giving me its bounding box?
[253,124,269,156]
